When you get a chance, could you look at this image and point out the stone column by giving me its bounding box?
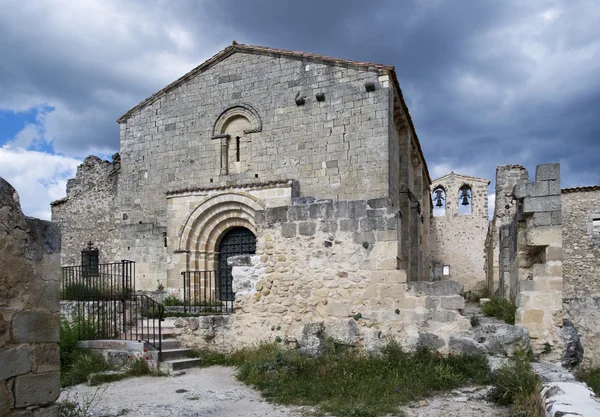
[220,137,229,176]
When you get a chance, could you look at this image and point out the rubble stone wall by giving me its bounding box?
[51,155,121,266]
[561,187,600,366]
[171,197,470,353]
[1,177,61,416]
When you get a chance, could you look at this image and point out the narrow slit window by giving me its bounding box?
[443,265,450,276]
[236,136,240,162]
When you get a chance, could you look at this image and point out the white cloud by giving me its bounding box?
[0,147,81,220]
[488,193,496,221]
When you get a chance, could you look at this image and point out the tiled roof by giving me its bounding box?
[562,185,600,193]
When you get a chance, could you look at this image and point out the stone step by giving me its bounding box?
[159,357,200,373]
[159,348,192,362]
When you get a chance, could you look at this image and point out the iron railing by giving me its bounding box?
[181,270,234,314]
[61,260,135,301]
[61,260,163,352]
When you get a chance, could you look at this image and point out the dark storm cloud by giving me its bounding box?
[1,0,599,188]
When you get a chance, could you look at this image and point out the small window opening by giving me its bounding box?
[593,218,600,234]
[236,136,240,162]
[432,187,446,217]
[458,185,472,215]
[443,265,450,276]
[81,241,99,276]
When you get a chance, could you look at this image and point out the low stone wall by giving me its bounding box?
[171,277,471,354]
[1,177,61,416]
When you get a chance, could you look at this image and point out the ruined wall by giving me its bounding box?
[487,165,529,294]
[561,187,600,366]
[1,177,61,416]
[51,154,121,266]
[429,173,489,292]
[171,197,470,352]
[511,164,564,357]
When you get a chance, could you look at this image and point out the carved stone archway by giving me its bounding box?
[178,191,264,271]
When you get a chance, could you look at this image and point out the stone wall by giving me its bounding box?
[429,173,490,292]
[511,164,564,357]
[561,187,600,366]
[1,177,61,416]
[171,197,470,353]
[51,154,121,266]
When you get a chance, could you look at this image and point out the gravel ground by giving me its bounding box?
[59,366,509,417]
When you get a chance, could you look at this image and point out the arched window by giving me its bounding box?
[211,104,262,176]
[432,187,446,217]
[458,184,472,215]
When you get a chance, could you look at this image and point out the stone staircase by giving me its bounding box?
[132,320,200,373]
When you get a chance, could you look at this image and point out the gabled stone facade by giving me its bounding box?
[429,172,490,292]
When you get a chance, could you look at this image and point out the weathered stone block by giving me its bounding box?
[288,205,309,221]
[0,345,30,380]
[265,206,288,223]
[431,310,458,323]
[429,280,463,296]
[33,404,59,417]
[281,223,297,238]
[532,212,552,227]
[298,222,316,236]
[319,221,338,233]
[417,332,445,349]
[547,179,561,195]
[0,381,13,414]
[366,197,389,209]
[339,218,358,232]
[551,210,562,225]
[14,372,60,407]
[526,226,561,247]
[441,295,465,310]
[535,163,560,181]
[228,255,252,267]
[309,201,333,219]
[12,312,59,343]
[522,195,561,214]
[347,200,367,218]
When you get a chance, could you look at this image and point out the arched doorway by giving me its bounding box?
[217,227,256,301]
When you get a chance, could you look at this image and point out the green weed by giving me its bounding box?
[578,367,600,396]
[489,352,543,417]
[481,296,517,324]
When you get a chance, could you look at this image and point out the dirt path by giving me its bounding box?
[59,366,509,417]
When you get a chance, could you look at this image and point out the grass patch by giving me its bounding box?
[61,350,113,387]
[193,341,490,417]
[489,352,543,417]
[578,367,600,396]
[481,296,517,325]
[187,348,241,367]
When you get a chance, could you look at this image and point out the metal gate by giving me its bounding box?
[217,227,256,301]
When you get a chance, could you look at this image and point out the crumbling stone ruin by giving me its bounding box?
[50,43,598,366]
[1,177,61,416]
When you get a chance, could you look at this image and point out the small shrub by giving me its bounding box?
[162,295,183,306]
[481,296,516,324]
[470,315,480,327]
[543,343,552,354]
[578,367,600,396]
[489,352,543,417]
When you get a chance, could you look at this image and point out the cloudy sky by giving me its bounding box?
[1,0,599,219]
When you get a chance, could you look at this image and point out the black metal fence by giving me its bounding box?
[61,260,163,352]
[181,270,234,313]
[61,260,135,301]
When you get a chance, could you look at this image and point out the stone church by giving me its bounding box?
[52,43,599,363]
